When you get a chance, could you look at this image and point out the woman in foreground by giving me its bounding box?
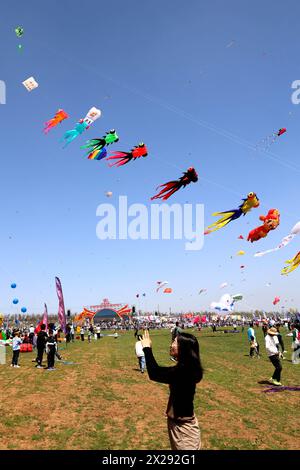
[141,330,203,450]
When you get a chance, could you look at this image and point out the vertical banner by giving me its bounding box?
[55,277,66,333]
[43,303,48,332]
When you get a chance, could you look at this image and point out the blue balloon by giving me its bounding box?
[21,307,27,313]
[11,283,17,289]
[13,298,19,305]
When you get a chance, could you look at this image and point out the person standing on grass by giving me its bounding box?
[265,327,283,386]
[36,324,48,369]
[135,334,145,373]
[11,330,22,368]
[141,329,203,450]
[80,326,85,341]
[45,330,57,371]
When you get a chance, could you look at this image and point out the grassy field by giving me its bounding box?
[0,327,299,450]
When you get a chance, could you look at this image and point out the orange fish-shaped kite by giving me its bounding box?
[43,109,69,134]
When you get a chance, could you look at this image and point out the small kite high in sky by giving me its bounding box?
[82,129,119,160]
[256,128,286,150]
[15,26,24,37]
[254,221,300,257]
[205,192,260,234]
[281,251,300,275]
[43,109,69,134]
[62,107,101,147]
[247,209,280,243]
[156,281,168,292]
[151,167,198,201]
[273,296,280,305]
[106,143,148,167]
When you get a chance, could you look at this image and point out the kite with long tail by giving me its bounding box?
[106,143,148,167]
[254,221,300,257]
[62,107,101,147]
[151,167,198,201]
[281,251,300,275]
[256,128,286,150]
[82,129,119,160]
[205,192,260,234]
[44,109,69,134]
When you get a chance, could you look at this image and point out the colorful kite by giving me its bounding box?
[43,109,69,134]
[281,251,300,275]
[256,128,287,150]
[273,296,280,305]
[62,107,101,147]
[236,250,245,256]
[22,76,38,91]
[164,288,173,293]
[15,26,24,37]
[82,129,119,160]
[205,192,260,234]
[247,209,280,243]
[106,143,148,167]
[238,235,244,239]
[254,221,300,257]
[211,294,234,312]
[151,167,198,201]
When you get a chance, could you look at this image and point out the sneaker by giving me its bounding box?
[14,365,20,368]
[269,377,274,384]
[36,365,43,369]
[272,379,282,386]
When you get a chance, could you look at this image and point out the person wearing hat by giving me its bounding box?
[265,327,283,386]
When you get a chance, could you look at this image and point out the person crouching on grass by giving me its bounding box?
[265,327,283,386]
[141,329,203,450]
[45,330,57,371]
[11,330,22,368]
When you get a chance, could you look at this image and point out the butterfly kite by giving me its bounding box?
[151,167,198,201]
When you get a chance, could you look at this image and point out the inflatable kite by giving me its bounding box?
[211,294,235,312]
[205,192,260,234]
[82,129,119,160]
[256,128,287,150]
[273,296,280,306]
[164,288,173,293]
[281,251,300,275]
[255,221,300,257]
[156,281,168,292]
[107,143,148,167]
[151,167,198,201]
[62,107,101,147]
[43,109,69,134]
[247,209,280,243]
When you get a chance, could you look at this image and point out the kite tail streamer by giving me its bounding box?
[151,182,180,201]
[206,211,236,232]
[106,152,131,167]
[62,121,89,147]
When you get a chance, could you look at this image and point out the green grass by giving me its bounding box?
[0,327,299,450]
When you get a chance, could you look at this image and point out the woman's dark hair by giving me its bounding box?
[176,333,203,383]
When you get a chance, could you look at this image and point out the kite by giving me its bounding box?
[220,282,228,289]
[254,221,300,257]
[43,109,69,134]
[205,192,260,234]
[247,209,280,243]
[281,251,300,275]
[240,265,245,269]
[273,296,280,305]
[105,191,113,197]
[211,294,234,312]
[238,235,244,239]
[22,77,38,91]
[151,167,198,201]
[62,107,101,147]
[15,27,24,37]
[82,129,119,160]
[156,281,168,292]
[106,143,148,167]
[237,250,245,256]
[164,288,173,293]
[232,293,243,302]
[256,128,287,150]
[198,288,207,295]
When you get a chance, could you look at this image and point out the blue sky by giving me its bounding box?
[1,0,300,315]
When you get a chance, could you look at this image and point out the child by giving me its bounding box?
[250,336,260,358]
[80,327,85,341]
[11,330,22,368]
[45,330,57,370]
[87,328,92,343]
[135,334,145,373]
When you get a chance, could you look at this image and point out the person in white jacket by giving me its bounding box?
[265,327,283,386]
[135,335,145,373]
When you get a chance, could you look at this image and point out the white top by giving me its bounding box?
[265,334,279,357]
[12,337,22,351]
[29,327,34,334]
[135,341,144,357]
